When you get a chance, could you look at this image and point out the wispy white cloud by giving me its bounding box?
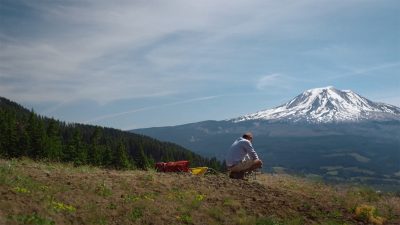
[329,62,400,80]
[0,0,370,104]
[85,95,222,123]
[256,73,294,90]
[2,0,398,129]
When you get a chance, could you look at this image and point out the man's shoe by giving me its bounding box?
[229,171,245,179]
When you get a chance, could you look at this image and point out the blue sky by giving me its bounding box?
[1,0,399,130]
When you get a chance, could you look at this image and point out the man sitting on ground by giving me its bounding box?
[226,132,263,179]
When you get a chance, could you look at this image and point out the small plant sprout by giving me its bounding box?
[13,186,30,194]
[52,201,76,213]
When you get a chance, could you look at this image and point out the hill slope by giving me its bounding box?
[0,96,222,170]
[1,158,399,225]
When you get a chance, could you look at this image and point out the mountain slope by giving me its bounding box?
[232,86,400,123]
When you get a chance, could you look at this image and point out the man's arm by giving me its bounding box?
[243,141,259,160]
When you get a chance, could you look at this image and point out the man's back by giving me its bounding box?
[226,137,258,167]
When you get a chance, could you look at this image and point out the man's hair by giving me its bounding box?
[242,132,253,140]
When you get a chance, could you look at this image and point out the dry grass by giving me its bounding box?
[0,158,399,225]
[257,174,400,224]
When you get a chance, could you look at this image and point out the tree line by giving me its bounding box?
[0,97,224,170]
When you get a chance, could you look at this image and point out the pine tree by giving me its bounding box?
[27,112,47,158]
[134,144,149,170]
[221,160,227,172]
[113,140,130,169]
[66,129,87,166]
[0,110,5,156]
[147,155,155,169]
[102,145,113,167]
[209,157,220,171]
[46,120,62,161]
[160,148,173,162]
[6,112,19,157]
[18,129,31,157]
[88,128,102,166]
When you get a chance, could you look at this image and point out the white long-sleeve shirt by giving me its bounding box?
[226,137,259,167]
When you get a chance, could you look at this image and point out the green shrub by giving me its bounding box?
[129,207,144,221]
[178,213,193,224]
[95,181,112,197]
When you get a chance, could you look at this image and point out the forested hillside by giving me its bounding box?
[0,97,222,170]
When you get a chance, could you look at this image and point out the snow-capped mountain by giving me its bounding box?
[232,86,400,123]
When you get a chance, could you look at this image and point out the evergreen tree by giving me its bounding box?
[221,160,227,172]
[113,140,130,169]
[102,145,113,167]
[27,112,47,158]
[88,128,102,166]
[160,149,173,162]
[6,112,19,157]
[0,110,5,156]
[147,155,155,169]
[18,129,31,157]
[46,120,62,161]
[134,144,149,170]
[209,157,220,171]
[66,129,87,166]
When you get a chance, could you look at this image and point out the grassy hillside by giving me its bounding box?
[1,158,399,225]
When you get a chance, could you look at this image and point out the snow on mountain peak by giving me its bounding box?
[232,87,400,123]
